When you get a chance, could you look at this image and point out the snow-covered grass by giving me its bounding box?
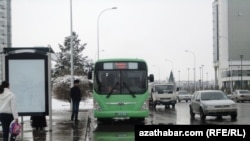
[52,97,93,111]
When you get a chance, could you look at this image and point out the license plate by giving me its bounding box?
[116,112,127,116]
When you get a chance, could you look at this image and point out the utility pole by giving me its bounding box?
[240,55,243,89]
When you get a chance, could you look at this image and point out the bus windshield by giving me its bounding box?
[94,70,147,95]
[88,59,154,121]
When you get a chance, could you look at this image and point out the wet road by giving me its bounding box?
[88,121,136,141]
[151,101,250,125]
[87,101,250,141]
[86,112,139,141]
[0,110,90,141]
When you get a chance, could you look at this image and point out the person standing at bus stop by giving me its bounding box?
[70,79,82,122]
[0,81,19,141]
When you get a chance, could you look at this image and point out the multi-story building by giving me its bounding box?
[213,0,250,93]
[0,0,11,81]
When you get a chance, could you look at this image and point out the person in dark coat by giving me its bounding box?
[70,79,82,121]
[30,115,47,130]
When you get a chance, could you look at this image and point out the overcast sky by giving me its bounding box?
[12,0,214,82]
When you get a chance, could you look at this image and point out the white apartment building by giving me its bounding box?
[213,0,250,92]
[0,0,11,81]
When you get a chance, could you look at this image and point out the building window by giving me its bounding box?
[247,70,250,76]
[0,5,5,10]
[232,70,238,77]
[0,21,4,27]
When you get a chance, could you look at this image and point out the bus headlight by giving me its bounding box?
[141,102,148,110]
[94,100,102,111]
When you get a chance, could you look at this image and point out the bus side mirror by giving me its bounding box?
[88,71,92,79]
[148,74,154,82]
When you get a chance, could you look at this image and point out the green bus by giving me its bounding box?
[88,58,154,123]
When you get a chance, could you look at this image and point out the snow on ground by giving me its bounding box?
[52,97,93,110]
[18,98,93,122]
[0,98,93,127]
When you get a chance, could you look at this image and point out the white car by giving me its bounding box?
[189,90,237,121]
[177,90,192,102]
[149,83,177,109]
[231,90,250,102]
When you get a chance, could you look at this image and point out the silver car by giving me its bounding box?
[189,90,237,121]
[232,90,250,102]
[177,90,192,102]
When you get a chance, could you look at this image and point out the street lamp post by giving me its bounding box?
[201,65,204,90]
[238,66,240,88]
[199,66,201,90]
[187,68,190,91]
[206,72,208,89]
[240,55,243,89]
[229,59,233,93]
[69,0,74,122]
[70,0,74,88]
[97,7,117,60]
[185,50,196,91]
[178,70,181,88]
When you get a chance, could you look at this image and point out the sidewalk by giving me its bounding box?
[1,98,93,141]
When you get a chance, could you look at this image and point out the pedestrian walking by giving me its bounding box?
[70,79,82,121]
[0,81,19,141]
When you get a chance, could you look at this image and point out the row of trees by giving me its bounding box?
[52,32,93,102]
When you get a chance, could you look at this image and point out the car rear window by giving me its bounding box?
[239,91,250,94]
[201,92,228,100]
